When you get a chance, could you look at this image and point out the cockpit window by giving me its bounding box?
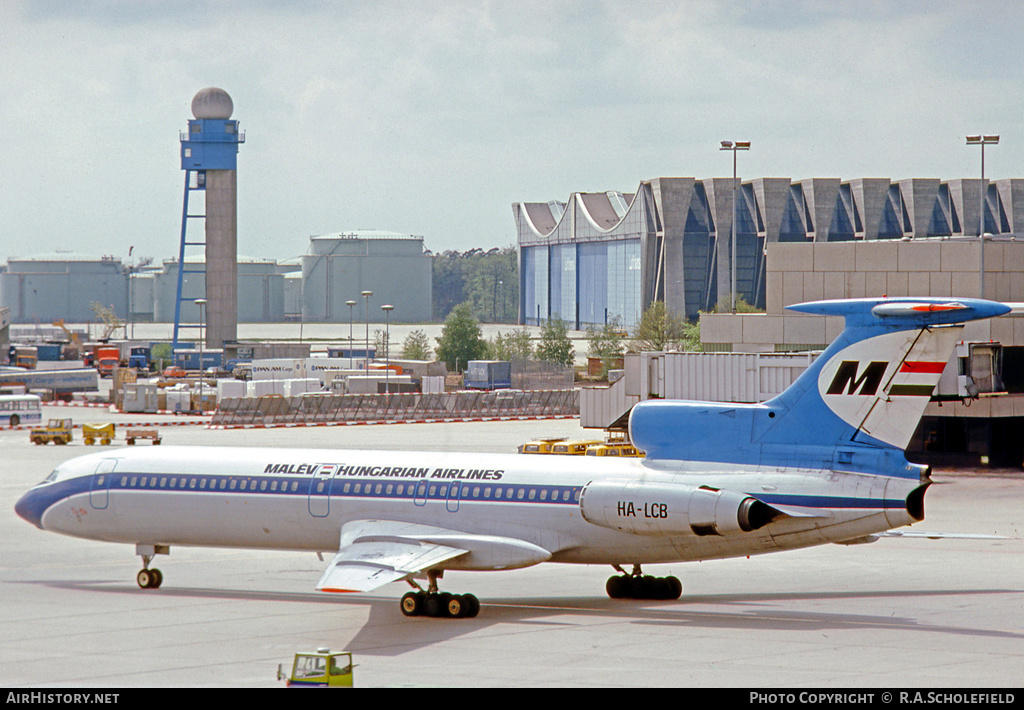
[42,469,59,484]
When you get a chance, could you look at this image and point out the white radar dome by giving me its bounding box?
[191,87,234,119]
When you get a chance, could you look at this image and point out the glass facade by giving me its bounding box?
[515,177,1024,332]
[519,188,649,330]
[521,245,548,326]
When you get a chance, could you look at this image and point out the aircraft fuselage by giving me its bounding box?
[16,445,925,569]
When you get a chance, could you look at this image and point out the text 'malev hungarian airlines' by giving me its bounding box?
[15,297,1010,618]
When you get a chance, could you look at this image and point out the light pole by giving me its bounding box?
[966,134,999,299]
[127,246,134,340]
[361,290,373,370]
[346,300,357,357]
[381,304,394,397]
[720,140,750,313]
[195,298,207,371]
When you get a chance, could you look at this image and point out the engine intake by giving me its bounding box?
[579,479,781,537]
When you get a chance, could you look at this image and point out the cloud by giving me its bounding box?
[0,1,1021,265]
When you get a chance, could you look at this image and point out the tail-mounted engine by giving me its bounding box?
[579,479,782,537]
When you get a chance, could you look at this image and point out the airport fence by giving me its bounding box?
[211,389,580,428]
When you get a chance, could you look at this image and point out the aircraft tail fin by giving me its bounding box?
[778,298,1009,450]
[629,298,1010,464]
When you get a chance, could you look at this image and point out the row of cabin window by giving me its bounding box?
[113,475,581,502]
[118,475,302,492]
[336,480,579,502]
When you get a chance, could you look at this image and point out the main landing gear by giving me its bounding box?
[400,571,480,619]
[606,564,682,601]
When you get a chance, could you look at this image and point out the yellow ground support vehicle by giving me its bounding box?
[278,649,354,687]
[550,439,603,455]
[83,423,115,446]
[517,438,565,454]
[585,442,644,457]
[30,419,73,445]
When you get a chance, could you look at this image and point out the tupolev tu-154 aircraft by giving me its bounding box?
[15,297,1011,619]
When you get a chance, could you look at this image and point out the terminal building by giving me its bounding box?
[515,176,1024,330]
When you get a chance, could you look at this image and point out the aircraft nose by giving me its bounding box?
[15,488,46,529]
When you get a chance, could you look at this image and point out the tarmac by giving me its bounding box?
[2,405,1022,688]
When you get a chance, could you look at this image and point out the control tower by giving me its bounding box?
[175,87,245,351]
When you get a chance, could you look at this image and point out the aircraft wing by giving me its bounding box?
[315,519,553,593]
[316,520,469,593]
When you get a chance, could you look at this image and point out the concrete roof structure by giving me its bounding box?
[516,176,1024,328]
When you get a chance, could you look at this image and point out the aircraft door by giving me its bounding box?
[89,459,118,510]
[413,480,428,507]
[446,481,461,513]
[308,469,334,518]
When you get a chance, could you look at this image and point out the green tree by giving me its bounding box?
[587,318,625,359]
[434,303,488,372]
[712,294,762,314]
[432,247,518,323]
[682,319,702,352]
[401,329,432,360]
[151,342,172,371]
[630,301,687,352]
[536,318,575,366]
[487,328,533,361]
[373,329,390,360]
[586,318,626,377]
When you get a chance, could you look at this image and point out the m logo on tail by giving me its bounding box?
[826,361,888,396]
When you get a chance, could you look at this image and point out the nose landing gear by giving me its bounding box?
[137,566,163,589]
[135,544,168,589]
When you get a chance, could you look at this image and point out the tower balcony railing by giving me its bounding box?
[180,131,246,143]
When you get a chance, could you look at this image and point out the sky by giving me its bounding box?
[1,0,1022,267]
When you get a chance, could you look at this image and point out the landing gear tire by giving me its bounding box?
[137,568,163,589]
[606,573,681,600]
[399,591,479,618]
[446,593,480,619]
[401,591,423,617]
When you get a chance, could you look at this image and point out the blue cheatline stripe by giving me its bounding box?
[755,493,905,510]
[22,472,899,529]
[21,473,584,528]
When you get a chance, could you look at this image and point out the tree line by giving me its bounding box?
[431,246,518,323]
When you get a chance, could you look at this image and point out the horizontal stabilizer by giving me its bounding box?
[877,530,1010,540]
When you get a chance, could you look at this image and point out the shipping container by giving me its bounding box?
[0,368,99,398]
[250,358,305,381]
[463,360,512,390]
[172,349,223,371]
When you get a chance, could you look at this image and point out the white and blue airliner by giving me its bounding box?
[15,297,1010,619]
